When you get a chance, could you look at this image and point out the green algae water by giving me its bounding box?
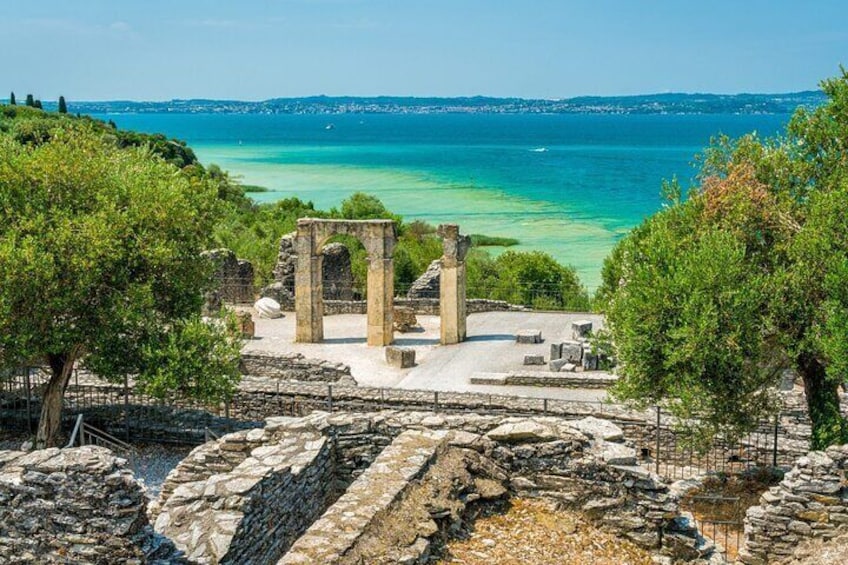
[96,112,790,289]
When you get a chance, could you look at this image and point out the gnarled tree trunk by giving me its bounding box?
[35,352,76,449]
[797,352,847,449]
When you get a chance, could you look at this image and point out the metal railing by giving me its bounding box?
[66,413,138,471]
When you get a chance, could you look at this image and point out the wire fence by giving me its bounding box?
[0,367,797,483]
[214,276,596,310]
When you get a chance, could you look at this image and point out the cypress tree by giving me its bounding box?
[33,99,43,109]
[58,96,67,114]
[25,94,34,107]
[9,92,15,105]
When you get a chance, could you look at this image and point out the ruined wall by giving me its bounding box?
[239,351,355,384]
[203,248,255,305]
[154,420,336,564]
[0,446,179,564]
[739,444,848,565]
[152,411,717,564]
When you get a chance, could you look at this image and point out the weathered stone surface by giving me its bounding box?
[560,340,583,363]
[385,346,416,368]
[0,446,182,563]
[571,416,625,442]
[740,444,848,564]
[392,306,419,333]
[516,329,543,344]
[240,351,355,384]
[237,311,255,338]
[255,296,282,319]
[270,232,355,304]
[523,354,545,366]
[203,248,255,305]
[571,319,593,339]
[549,358,569,372]
[582,350,599,371]
[485,420,559,443]
[407,259,441,300]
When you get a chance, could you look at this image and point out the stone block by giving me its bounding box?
[562,363,577,372]
[549,358,569,372]
[254,297,282,319]
[561,340,583,363]
[516,329,542,344]
[386,346,416,368]
[393,306,418,333]
[237,312,255,339]
[550,343,563,360]
[571,319,593,339]
[523,354,545,366]
[582,351,599,371]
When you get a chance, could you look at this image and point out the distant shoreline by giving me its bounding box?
[26,91,825,117]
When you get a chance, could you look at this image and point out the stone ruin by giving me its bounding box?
[202,249,255,309]
[264,232,355,305]
[0,411,725,564]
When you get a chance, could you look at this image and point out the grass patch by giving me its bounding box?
[242,184,269,193]
[470,234,519,247]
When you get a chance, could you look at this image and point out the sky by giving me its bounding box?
[3,0,847,101]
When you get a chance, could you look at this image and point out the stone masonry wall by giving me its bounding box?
[153,421,335,564]
[738,444,848,564]
[154,411,718,564]
[239,351,355,385]
[0,446,179,564]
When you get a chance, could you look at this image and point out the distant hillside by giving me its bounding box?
[32,91,826,116]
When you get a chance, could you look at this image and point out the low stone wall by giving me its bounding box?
[0,446,180,564]
[738,444,848,564]
[153,422,335,564]
[274,297,524,316]
[239,351,355,385]
[470,370,618,388]
[280,429,449,564]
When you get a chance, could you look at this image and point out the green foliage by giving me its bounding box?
[0,127,230,444]
[58,96,67,114]
[330,191,404,227]
[137,312,242,403]
[468,250,590,310]
[469,234,519,247]
[600,69,848,449]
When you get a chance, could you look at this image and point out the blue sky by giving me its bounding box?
[3,0,846,101]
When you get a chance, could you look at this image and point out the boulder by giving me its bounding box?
[254,297,282,319]
[407,260,441,299]
[386,346,416,368]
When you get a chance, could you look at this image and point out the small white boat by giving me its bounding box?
[325,123,335,130]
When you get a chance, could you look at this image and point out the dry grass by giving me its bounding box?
[439,498,654,565]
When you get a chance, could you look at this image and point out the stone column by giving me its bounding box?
[294,222,323,343]
[366,258,394,346]
[438,224,470,345]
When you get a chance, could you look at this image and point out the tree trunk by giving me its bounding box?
[797,352,846,449]
[35,353,75,449]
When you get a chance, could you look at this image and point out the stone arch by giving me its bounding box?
[295,218,396,346]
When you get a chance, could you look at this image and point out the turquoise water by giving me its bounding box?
[96,112,790,289]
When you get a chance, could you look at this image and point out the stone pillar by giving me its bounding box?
[365,222,395,346]
[438,224,470,345]
[367,258,394,346]
[295,222,323,343]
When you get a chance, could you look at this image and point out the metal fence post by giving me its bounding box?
[773,413,780,468]
[327,385,333,412]
[123,375,130,442]
[24,367,32,434]
[655,406,661,475]
[434,391,439,412]
[543,398,548,416]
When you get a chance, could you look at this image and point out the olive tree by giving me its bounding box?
[0,127,241,448]
[598,70,848,448]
